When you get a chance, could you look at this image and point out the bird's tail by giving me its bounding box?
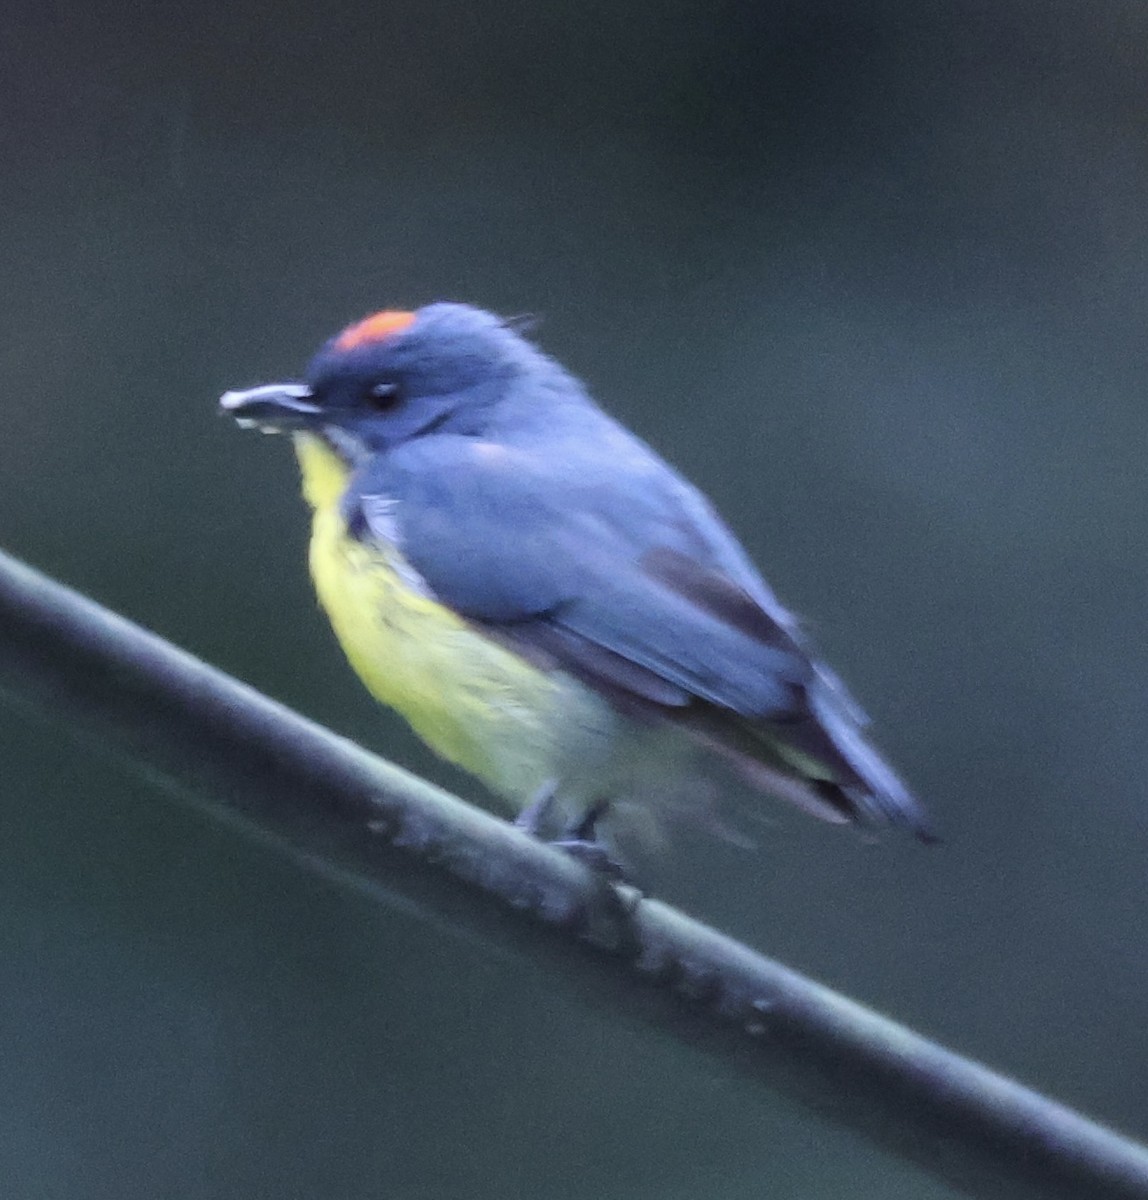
[679,666,936,842]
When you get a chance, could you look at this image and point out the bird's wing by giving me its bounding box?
[352,436,812,718]
[351,435,932,837]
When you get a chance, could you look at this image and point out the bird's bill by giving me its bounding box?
[219,383,320,431]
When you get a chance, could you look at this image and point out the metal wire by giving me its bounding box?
[0,547,1145,1199]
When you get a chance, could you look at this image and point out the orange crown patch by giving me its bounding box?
[335,310,417,352]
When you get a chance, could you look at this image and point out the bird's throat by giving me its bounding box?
[293,431,352,513]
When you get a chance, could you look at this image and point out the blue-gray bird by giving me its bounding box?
[221,303,932,856]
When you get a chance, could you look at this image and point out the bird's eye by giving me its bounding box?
[366,383,401,411]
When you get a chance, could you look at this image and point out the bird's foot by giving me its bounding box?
[552,799,630,884]
[515,789,634,887]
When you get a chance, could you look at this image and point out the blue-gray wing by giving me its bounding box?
[348,435,931,837]
[352,437,811,717]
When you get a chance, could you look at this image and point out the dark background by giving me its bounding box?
[3,2,1147,1197]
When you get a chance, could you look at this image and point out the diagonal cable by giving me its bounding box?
[0,547,1144,1200]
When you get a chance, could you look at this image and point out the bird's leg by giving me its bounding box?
[553,798,629,883]
[514,780,559,837]
[563,797,609,844]
[516,788,635,889]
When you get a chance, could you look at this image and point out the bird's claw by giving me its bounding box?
[515,789,635,886]
[550,834,630,882]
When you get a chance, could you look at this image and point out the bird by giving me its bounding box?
[220,303,932,862]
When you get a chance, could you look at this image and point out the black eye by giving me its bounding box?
[366,382,401,411]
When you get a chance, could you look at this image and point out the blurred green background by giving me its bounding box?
[3,2,1147,1197]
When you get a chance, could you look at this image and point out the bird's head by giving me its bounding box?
[221,303,557,465]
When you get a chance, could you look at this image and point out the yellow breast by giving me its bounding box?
[292,434,609,805]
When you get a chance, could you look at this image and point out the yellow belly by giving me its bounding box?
[293,434,612,805]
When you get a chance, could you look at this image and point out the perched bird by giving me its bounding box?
[221,303,932,858]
